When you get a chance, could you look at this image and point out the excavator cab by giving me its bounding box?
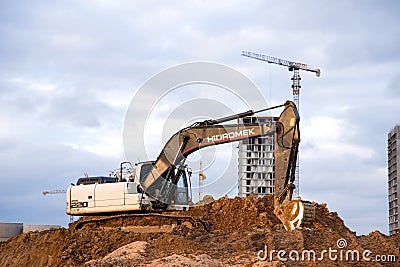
[135,161,191,210]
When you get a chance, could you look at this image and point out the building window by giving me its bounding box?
[257,173,266,179]
[257,187,266,194]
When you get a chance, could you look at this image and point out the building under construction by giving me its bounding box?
[238,116,274,197]
[388,125,400,235]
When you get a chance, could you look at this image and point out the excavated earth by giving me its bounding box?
[1,195,399,266]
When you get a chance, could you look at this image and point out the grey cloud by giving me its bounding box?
[0,141,119,225]
[0,139,17,153]
[43,91,114,128]
[0,77,120,129]
[386,73,400,97]
[0,78,45,113]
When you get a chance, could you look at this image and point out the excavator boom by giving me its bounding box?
[141,123,275,202]
[140,101,315,230]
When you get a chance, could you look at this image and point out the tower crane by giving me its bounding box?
[241,50,321,196]
[42,189,74,222]
[42,189,66,195]
[241,51,320,107]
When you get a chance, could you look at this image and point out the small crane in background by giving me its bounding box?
[42,189,74,222]
[241,51,321,196]
[42,189,66,195]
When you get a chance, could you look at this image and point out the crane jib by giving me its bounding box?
[241,50,320,75]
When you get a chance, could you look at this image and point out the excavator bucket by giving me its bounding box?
[274,199,315,231]
[273,101,315,230]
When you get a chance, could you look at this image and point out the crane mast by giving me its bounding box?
[241,50,321,196]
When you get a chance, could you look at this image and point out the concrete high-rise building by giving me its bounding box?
[238,117,274,197]
[388,125,400,235]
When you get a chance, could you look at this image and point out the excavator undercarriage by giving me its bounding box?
[70,213,209,232]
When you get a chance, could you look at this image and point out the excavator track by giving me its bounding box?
[69,213,210,233]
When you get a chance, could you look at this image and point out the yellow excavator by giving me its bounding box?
[67,100,314,231]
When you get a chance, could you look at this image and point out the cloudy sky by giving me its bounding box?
[1,1,399,235]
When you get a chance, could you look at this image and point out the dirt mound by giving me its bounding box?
[1,195,399,266]
[85,241,147,266]
[176,195,281,233]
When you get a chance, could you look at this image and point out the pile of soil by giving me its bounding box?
[176,195,281,232]
[1,195,399,266]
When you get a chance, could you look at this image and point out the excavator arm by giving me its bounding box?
[140,100,314,230]
[141,123,275,201]
[272,102,315,230]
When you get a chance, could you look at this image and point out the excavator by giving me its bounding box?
[67,100,315,231]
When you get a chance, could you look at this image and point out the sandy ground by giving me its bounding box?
[1,195,399,266]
